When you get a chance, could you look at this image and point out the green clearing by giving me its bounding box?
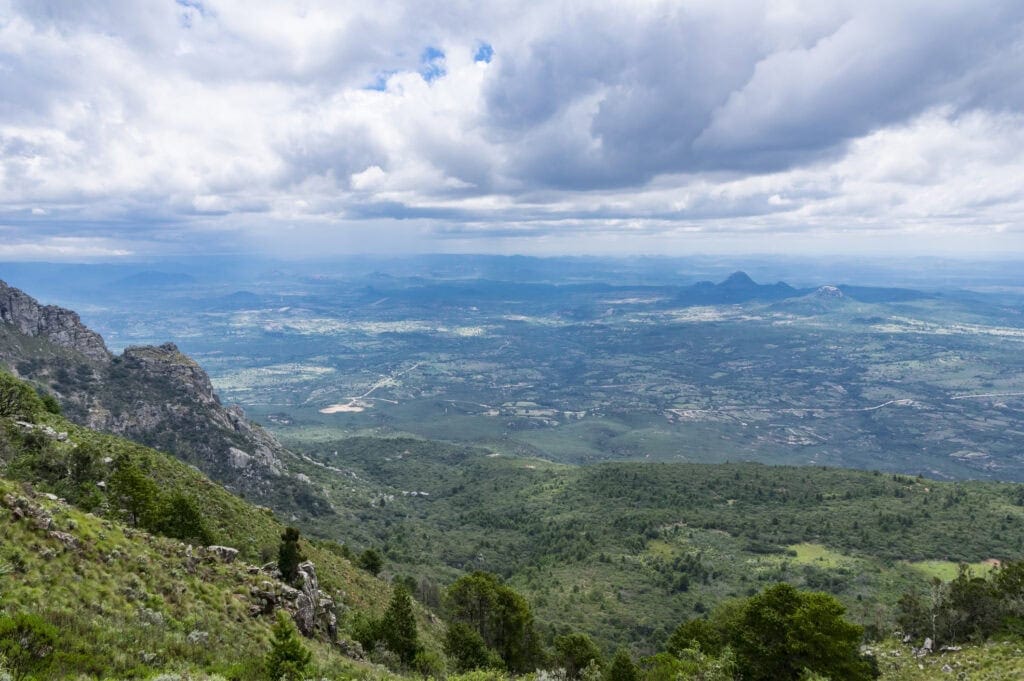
[907,559,1000,581]
[787,542,853,567]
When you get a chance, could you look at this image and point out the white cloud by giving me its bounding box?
[0,0,1022,257]
[0,235,133,259]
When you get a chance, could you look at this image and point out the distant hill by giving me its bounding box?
[113,270,197,288]
[678,271,802,304]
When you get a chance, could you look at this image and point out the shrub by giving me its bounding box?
[265,611,312,681]
[0,371,45,421]
[0,612,58,681]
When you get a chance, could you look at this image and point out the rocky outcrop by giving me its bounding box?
[248,560,338,639]
[120,343,221,408]
[0,280,110,362]
[0,280,328,517]
[203,545,240,564]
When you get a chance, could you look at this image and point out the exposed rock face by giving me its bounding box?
[0,279,329,516]
[204,545,241,564]
[0,280,110,361]
[248,560,338,639]
[120,343,221,408]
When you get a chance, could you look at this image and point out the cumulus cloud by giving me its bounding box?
[0,0,1022,257]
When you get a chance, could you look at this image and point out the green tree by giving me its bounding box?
[381,584,420,665]
[37,391,61,415]
[357,547,384,576]
[0,371,45,420]
[349,611,384,653]
[666,618,725,657]
[153,492,214,545]
[554,632,602,679]
[0,612,57,681]
[444,621,503,672]
[605,648,638,681]
[278,527,305,584]
[265,610,312,681]
[108,454,159,527]
[730,583,876,681]
[446,571,544,673]
[68,441,100,487]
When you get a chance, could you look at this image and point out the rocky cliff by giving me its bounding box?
[0,279,331,517]
[0,280,110,361]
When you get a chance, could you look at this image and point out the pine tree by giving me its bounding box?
[278,527,305,584]
[381,584,420,665]
[357,547,383,576]
[265,610,312,681]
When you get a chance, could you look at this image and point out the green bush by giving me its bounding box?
[264,611,312,681]
[0,371,45,421]
[0,612,58,681]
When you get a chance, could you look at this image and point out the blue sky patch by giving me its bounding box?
[474,42,494,63]
[365,71,396,91]
[420,46,446,82]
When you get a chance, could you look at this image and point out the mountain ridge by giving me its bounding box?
[0,278,330,518]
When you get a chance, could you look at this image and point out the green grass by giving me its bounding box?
[0,373,444,679]
[874,638,1024,680]
[787,543,852,568]
[907,559,999,582]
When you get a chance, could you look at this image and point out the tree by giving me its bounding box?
[153,493,214,546]
[265,610,312,681]
[730,583,876,681]
[666,618,725,657]
[278,527,305,584]
[381,584,420,665]
[37,391,61,415]
[108,454,159,527]
[554,632,602,679]
[446,571,544,673]
[444,621,504,672]
[605,648,638,681]
[0,613,57,681]
[0,371,45,420]
[357,547,384,576]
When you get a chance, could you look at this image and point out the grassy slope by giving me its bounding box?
[874,639,1024,680]
[0,407,443,679]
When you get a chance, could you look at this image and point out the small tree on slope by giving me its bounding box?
[265,610,312,681]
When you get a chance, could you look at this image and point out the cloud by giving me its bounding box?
[0,0,1022,258]
[0,235,133,259]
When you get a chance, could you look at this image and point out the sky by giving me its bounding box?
[1,0,1024,260]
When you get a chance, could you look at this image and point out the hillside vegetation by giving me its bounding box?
[286,435,1024,650]
[0,370,440,679]
[2,366,1023,679]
